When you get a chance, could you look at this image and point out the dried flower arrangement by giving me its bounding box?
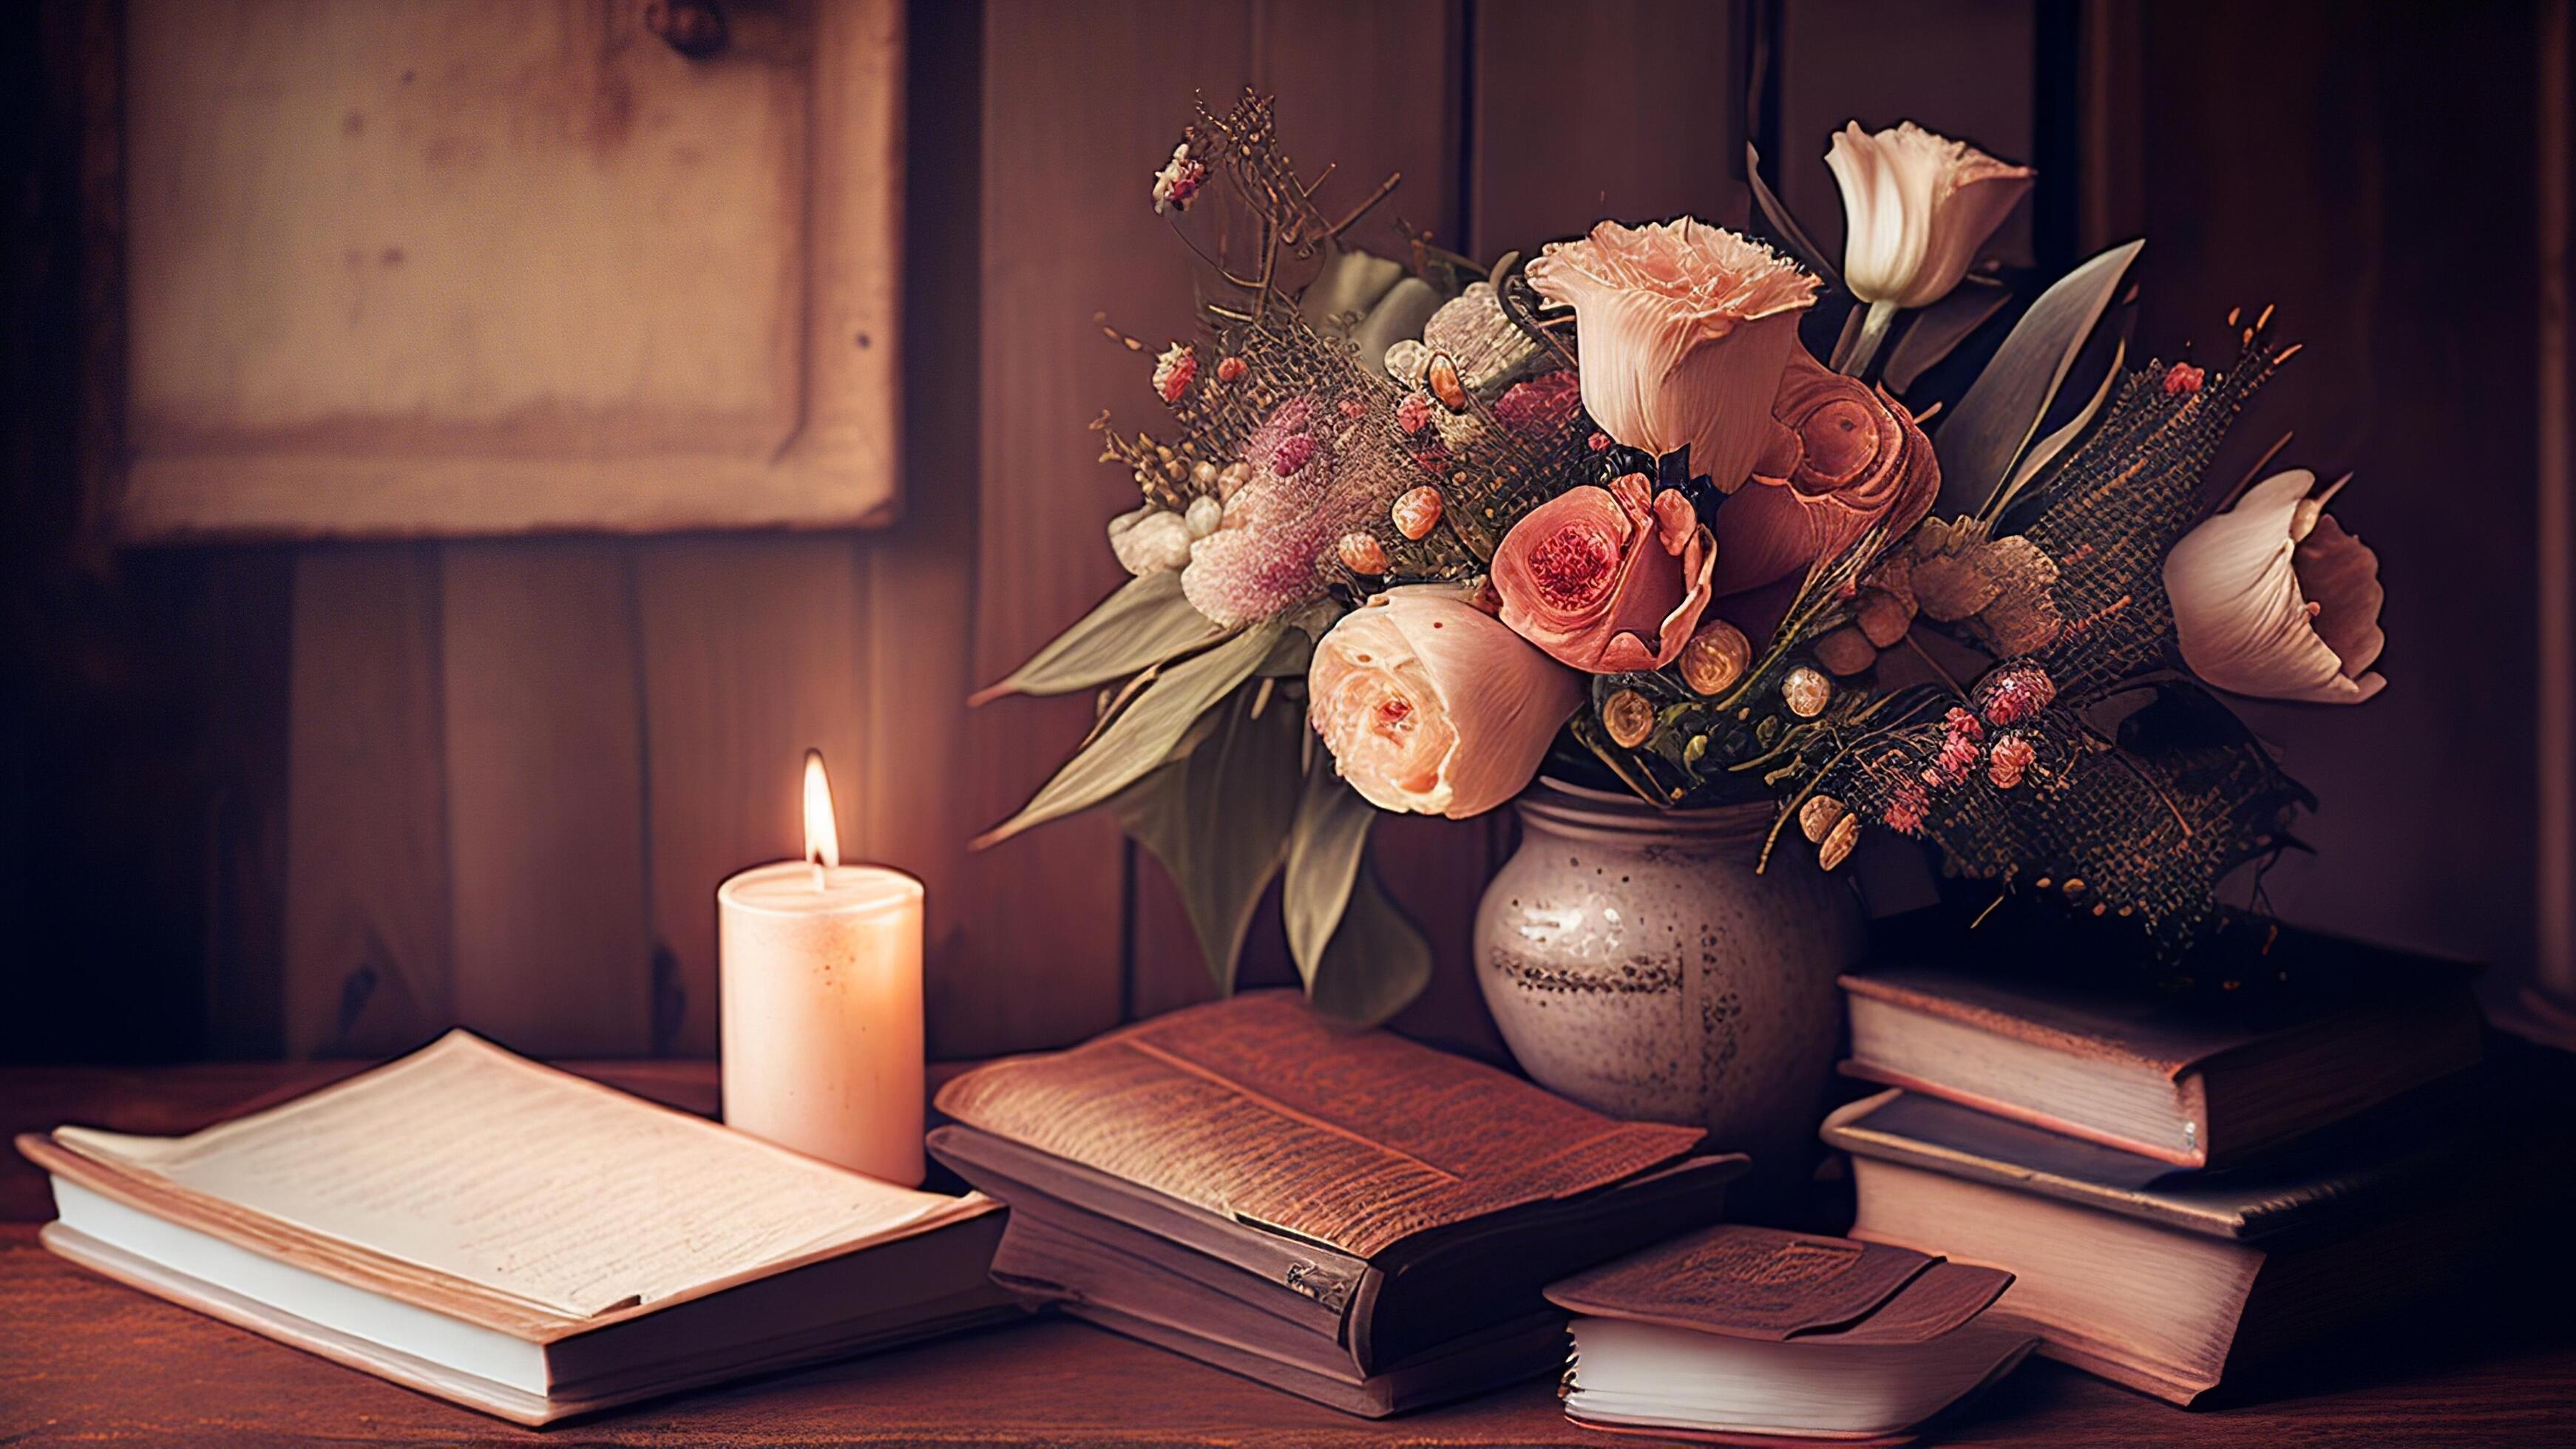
[974,94,2384,1022]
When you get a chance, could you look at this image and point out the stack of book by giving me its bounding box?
[928,991,1751,1416]
[1823,912,2491,1405]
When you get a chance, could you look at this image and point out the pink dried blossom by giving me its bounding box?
[1936,732,1981,781]
[1989,733,2035,789]
[1272,432,1316,477]
[1882,778,1930,835]
[1494,371,1584,438]
[1182,395,1408,627]
[2162,362,2205,396]
[1216,355,1247,384]
[1152,343,1196,404]
[1588,432,1613,452]
[1942,706,1984,741]
[1338,396,1370,420]
[1150,143,1206,214]
[1397,391,1434,435]
[1973,664,2058,725]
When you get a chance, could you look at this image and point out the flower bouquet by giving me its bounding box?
[973,94,2385,1022]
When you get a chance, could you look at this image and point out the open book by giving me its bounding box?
[18,1032,1009,1425]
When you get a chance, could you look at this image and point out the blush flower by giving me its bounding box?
[1491,472,1715,673]
[1181,395,1408,627]
[2163,469,2386,704]
[1825,121,2034,310]
[1308,586,1582,818]
[1525,217,1818,491]
[1713,350,1941,596]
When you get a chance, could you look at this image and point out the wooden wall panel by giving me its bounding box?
[1473,0,1746,248]
[2543,0,2575,1017]
[1123,0,1467,1027]
[960,0,1254,1054]
[282,548,450,1057]
[633,536,870,1057]
[874,0,987,1058]
[1774,0,2037,266]
[2102,0,2542,1005]
[438,540,653,1055]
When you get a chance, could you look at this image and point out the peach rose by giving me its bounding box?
[1525,217,1818,491]
[1491,472,1715,672]
[1712,350,1941,596]
[1308,586,1582,818]
[1826,121,2034,310]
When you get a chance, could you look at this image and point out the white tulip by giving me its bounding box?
[1825,121,2035,311]
[2163,469,2386,705]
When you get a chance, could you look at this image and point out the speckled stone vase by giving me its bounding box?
[1474,778,1863,1213]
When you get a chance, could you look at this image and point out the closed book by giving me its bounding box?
[1839,919,2481,1167]
[1545,1224,2036,1445]
[20,1033,1014,1425]
[929,991,1748,1416]
[1823,1086,2495,1405]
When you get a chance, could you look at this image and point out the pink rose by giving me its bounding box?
[1308,586,1582,818]
[1525,217,1818,490]
[1712,350,1940,596]
[1491,472,1715,673]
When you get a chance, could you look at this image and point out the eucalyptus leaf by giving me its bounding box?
[972,623,1282,849]
[1882,275,2012,395]
[1304,850,1432,1027]
[1283,766,1374,977]
[969,571,1229,706]
[1931,239,2144,518]
[1111,685,1305,994]
[1746,143,1843,291]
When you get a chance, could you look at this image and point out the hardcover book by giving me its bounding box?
[1838,920,2482,1167]
[1547,1224,2036,1445]
[18,1033,1013,1425]
[1823,1087,2496,1405]
[929,991,1749,1416]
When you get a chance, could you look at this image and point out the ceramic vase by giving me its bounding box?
[1473,778,1863,1214]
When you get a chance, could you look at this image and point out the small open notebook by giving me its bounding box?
[17,1032,1010,1425]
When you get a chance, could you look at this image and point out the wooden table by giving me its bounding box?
[4,1063,2571,1448]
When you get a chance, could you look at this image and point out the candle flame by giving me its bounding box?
[802,749,841,876]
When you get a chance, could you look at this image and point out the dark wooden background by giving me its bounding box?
[1,0,2567,1065]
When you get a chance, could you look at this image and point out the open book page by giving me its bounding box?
[57,1033,981,1318]
[935,992,1701,1258]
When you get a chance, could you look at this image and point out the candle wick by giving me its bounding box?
[810,857,830,892]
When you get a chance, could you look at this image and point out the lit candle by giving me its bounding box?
[717,750,925,1185]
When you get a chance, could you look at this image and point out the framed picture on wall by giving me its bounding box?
[95,0,904,541]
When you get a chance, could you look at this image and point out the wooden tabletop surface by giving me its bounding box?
[4,1061,2572,1448]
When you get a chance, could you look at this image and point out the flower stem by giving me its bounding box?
[1838,299,1900,379]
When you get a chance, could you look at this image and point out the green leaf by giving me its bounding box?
[972,623,1282,849]
[1931,240,2143,519]
[1304,849,1432,1028]
[968,571,1227,706]
[1882,275,2011,394]
[1112,685,1306,994]
[1283,765,1374,977]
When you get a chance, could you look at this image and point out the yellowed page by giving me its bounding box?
[58,1033,980,1318]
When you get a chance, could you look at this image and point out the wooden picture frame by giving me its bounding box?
[95,0,904,542]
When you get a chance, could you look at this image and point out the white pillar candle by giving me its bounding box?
[716,753,924,1186]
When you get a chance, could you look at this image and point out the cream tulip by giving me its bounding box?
[2163,469,2386,704]
[1307,586,1583,818]
[1826,121,2035,310]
